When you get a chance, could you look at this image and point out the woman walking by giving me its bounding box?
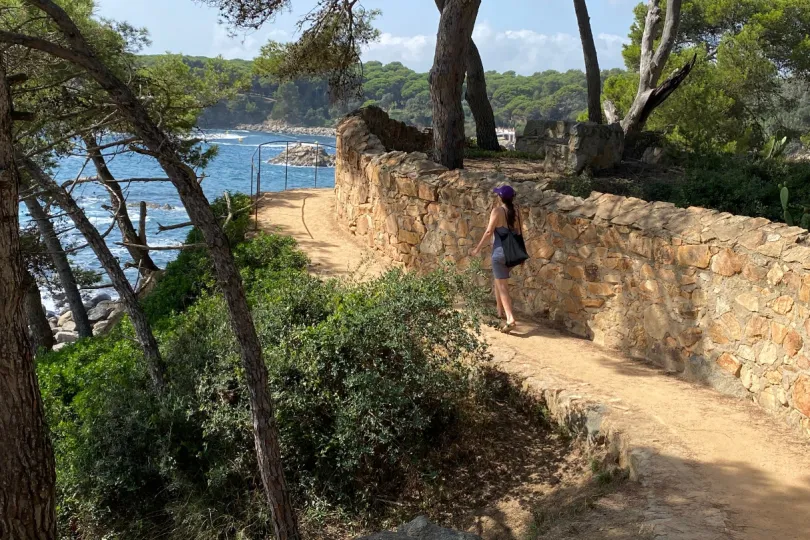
[472,184,522,332]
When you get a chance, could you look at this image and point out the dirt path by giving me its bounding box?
[257,189,810,540]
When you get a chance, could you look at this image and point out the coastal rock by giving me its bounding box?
[127,201,176,211]
[270,143,336,167]
[356,517,481,540]
[235,121,336,137]
[55,331,79,344]
[88,304,114,322]
[93,320,113,335]
[58,310,73,326]
[89,293,112,307]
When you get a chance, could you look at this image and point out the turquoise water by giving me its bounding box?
[21,129,337,310]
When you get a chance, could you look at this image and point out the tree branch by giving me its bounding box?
[116,241,205,251]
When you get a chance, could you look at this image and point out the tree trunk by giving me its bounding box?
[23,270,55,354]
[22,158,166,392]
[434,0,499,151]
[574,0,602,124]
[82,134,159,276]
[603,99,619,124]
[465,41,500,150]
[21,192,93,338]
[0,56,57,540]
[16,2,299,536]
[621,0,684,136]
[429,0,482,169]
[630,54,697,133]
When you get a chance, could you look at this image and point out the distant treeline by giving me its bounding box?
[139,55,624,129]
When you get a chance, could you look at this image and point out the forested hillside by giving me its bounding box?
[140,55,622,129]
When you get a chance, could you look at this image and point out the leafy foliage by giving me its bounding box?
[605,0,810,153]
[157,54,625,130]
[553,153,810,226]
[255,2,380,102]
[40,204,492,538]
[142,193,254,323]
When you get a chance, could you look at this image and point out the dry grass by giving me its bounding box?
[300,369,646,539]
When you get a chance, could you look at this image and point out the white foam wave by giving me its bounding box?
[265,163,336,169]
[202,132,244,141]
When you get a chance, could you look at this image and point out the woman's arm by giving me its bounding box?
[471,208,499,256]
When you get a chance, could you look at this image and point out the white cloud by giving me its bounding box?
[361,21,629,74]
[207,19,630,74]
[363,33,435,66]
[209,25,290,60]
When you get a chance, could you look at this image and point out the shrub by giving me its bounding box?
[43,228,491,538]
[142,193,283,323]
[552,153,810,227]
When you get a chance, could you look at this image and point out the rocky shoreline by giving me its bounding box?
[48,293,124,350]
[234,120,336,138]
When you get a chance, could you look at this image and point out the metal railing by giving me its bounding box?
[249,139,338,224]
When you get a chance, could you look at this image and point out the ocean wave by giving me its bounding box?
[265,163,336,169]
[201,132,245,141]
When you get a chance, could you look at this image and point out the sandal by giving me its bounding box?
[499,321,517,334]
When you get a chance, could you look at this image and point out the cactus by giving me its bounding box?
[780,185,793,225]
[779,184,810,229]
[765,136,789,159]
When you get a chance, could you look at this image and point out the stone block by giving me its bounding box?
[397,229,421,245]
[745,315,770,342]
[644,304,673,340]
[767,264,786,286]
[677,245,712,268]
[785,330,803,357]
[515,121,623,174]
[736,293,760,312]
[710,312,742,344]
[527,234,555,260]
[770,321,789,345]
[385,214,399,235]
[793,375,810,417]
[770,295,794,315]
[628,232,653,259]
[711,249,744,276]
[758,342,782,365]
[716,353,742,377]
[759,386,784,412]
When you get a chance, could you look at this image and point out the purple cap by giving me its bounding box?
[493,184,515,199]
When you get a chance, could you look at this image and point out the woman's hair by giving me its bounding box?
[499,195,517,229]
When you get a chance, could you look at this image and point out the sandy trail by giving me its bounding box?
[257,189,810,540]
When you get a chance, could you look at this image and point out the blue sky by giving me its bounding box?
[96,0,639,74]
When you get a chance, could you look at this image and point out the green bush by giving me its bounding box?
[142,192,257,323]
[552,153,810,227]
[43,228,490,538]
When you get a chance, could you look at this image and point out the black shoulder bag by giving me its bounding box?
[496,207,529,268]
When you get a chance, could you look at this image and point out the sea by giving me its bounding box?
[19,129,338,312]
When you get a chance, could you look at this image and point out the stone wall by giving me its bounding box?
[515,119,624,174]
[342,105,432,154]
[335,109,810,437]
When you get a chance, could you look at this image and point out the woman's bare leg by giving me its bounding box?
[495,279,515,325]
[494,279,505,318]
